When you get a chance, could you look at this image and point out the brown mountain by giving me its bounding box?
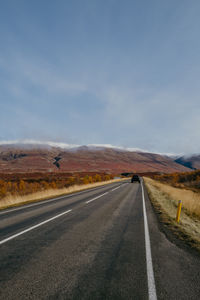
[0,145,190,174]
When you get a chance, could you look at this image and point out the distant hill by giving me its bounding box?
[175,155,200,170]
[0,144,190,174]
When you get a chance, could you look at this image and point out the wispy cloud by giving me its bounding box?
[0,139,178,156]
[1,1,200,154]
[0,54,87,98]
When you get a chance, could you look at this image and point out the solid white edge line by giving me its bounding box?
[0,182,126,216]
[0,209,72,246]
[0,187,105,215]
[141,180,157,300]
[86,192,108,204]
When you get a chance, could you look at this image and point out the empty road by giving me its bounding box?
[0,180,200,299]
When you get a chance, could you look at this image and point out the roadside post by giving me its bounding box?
[176,200,182,223]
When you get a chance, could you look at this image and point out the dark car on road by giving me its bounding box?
[131,174,140,183]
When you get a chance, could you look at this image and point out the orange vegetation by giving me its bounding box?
[0,172,114,200]
[152,170,200,191]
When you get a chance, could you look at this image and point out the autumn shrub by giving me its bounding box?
[0,172,115,201]
[153,170,200,191]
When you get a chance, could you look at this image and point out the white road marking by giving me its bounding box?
[0,182,128,244]
[111,182,129,191]
[141,180,157,300]
[0,209,72,246]
[86,192,108,204]
[111,185,122,192]
[0,183,123,216]
[0,196,70,215]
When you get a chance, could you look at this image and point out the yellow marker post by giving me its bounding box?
[176,200,182,223]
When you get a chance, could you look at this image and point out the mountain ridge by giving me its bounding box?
[0,144,190,174]
[0,140,177,156]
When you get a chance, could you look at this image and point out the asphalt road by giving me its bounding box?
[0,180,200,300]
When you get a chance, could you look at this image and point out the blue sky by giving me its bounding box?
[1,0,200,154]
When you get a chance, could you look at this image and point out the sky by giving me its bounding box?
[0,0,200,154]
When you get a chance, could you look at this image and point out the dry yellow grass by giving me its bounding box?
[0,178,127,210]
[145,177,200,218]
[144,177,200,251]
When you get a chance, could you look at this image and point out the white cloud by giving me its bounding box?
[0,54,88,98]
[0,139,178,156]
[0,140,80,149]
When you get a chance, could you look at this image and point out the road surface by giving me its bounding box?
[0,180,200,299]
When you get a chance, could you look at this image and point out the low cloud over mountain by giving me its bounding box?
[0,141,190,174]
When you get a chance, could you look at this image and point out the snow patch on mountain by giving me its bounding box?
[0,140,177,156]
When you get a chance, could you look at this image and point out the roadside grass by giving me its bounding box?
[0,178,127,210]
[144,177,200,252]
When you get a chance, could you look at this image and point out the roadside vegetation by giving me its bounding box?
[153,170,200,192]
[144,175,200,252]
[0,172,123,209]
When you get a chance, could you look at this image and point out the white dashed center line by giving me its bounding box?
[86,192,108,204]
[0,209,72,245]
[0,182,128,245]
[111,185,122,192]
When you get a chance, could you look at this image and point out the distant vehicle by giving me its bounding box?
[131,174,140,183]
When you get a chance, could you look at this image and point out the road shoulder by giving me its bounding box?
[143,180,200,300]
